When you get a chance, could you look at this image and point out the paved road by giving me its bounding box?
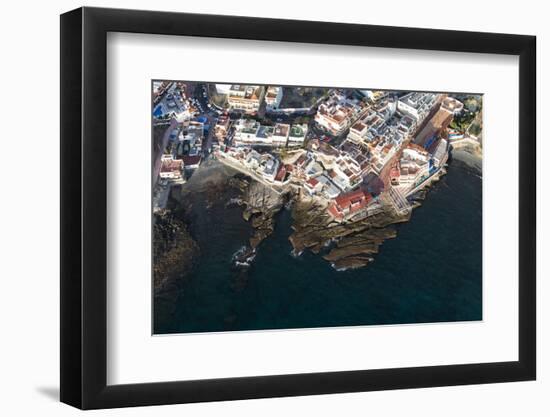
[191,83,221,157]
[152,118,178,188]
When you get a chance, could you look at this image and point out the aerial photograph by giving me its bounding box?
[152,81,483,335]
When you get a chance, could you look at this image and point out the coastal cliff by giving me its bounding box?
[227,169,414,271]
[241,181,286,249]
[289,198,409,270]
[450,145,482,172]
[153,210,199,291]
[158,159,457,275]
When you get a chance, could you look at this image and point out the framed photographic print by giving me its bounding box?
[60,6,536,409]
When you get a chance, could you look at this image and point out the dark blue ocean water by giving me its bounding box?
[154,159,482,334]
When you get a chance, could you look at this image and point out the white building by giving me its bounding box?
[314,91,367,136]
[265,86,283,110]
[397,161,429,188]
[179,121,203,155]
[244,149,262,169]
[348,119,370,143]
[331,154,362,191]
[227,85,263,113]
[272,123,290,147]
[441,97,464,115]
[233,119,305,148]
[233,119,261,146]
[402,144,430,163]
[215,84,232,94]
[260,155,280,181]
[346,99,397,145]
[304,177,323,195]
[394,143,432,191]
[304,159,324,180]
[432,139,448,167]
[287,124,308,146]
[397,92,440,121]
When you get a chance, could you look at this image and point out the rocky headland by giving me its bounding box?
[289,198,410,270]
[241,181,286,249]
[155,158,439,276]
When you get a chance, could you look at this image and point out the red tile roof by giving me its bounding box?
[160,158,183,172]
[407,143,429,154]
[390,166,400,179]
[307,177,319,187]
[182,155,201,166]
[328,204,343,220]
[334,189,372,211]
[275,165,287,182]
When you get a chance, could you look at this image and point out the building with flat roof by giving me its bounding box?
[315,91,368,136]
[441,97,464,115]
[397,92,440,121]
[272,123,290,146]
[396,160,429,189]
[233,119,305,148]
[233,119,261,146]
[265,86,283,110]
[403,143,430,162]
[288,124,308,146]
[213,115,230,146]
[244,149,262,169]
[227,85,264,113]
[179,121,203,155]
[159,155,184,179]
[260,155,280,181]
[392,143,431,192]
[431,138,448,167]
[215,84,232,95]
[413,104,454,147]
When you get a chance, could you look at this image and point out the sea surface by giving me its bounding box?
[154,157,482,334]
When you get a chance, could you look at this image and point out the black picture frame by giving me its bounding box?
[60,6,536,410]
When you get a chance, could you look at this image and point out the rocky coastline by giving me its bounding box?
[450,143,482,172]
[153,210,199,292]
[230,177,414,271]
[155,158,459,276]
[226,177,288,265]
[241,181,286,248]
[194,161,419,271]
[288,198,410,270]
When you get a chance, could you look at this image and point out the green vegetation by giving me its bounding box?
[292,116,310,125]
[207,84,228,108]
[448,95,483,133]
[449,112,475,133]
[277,148,289,159]
[279,87,329,109]
[469,122,482,136]
[290,125,305,136]
[464,97,481,113]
